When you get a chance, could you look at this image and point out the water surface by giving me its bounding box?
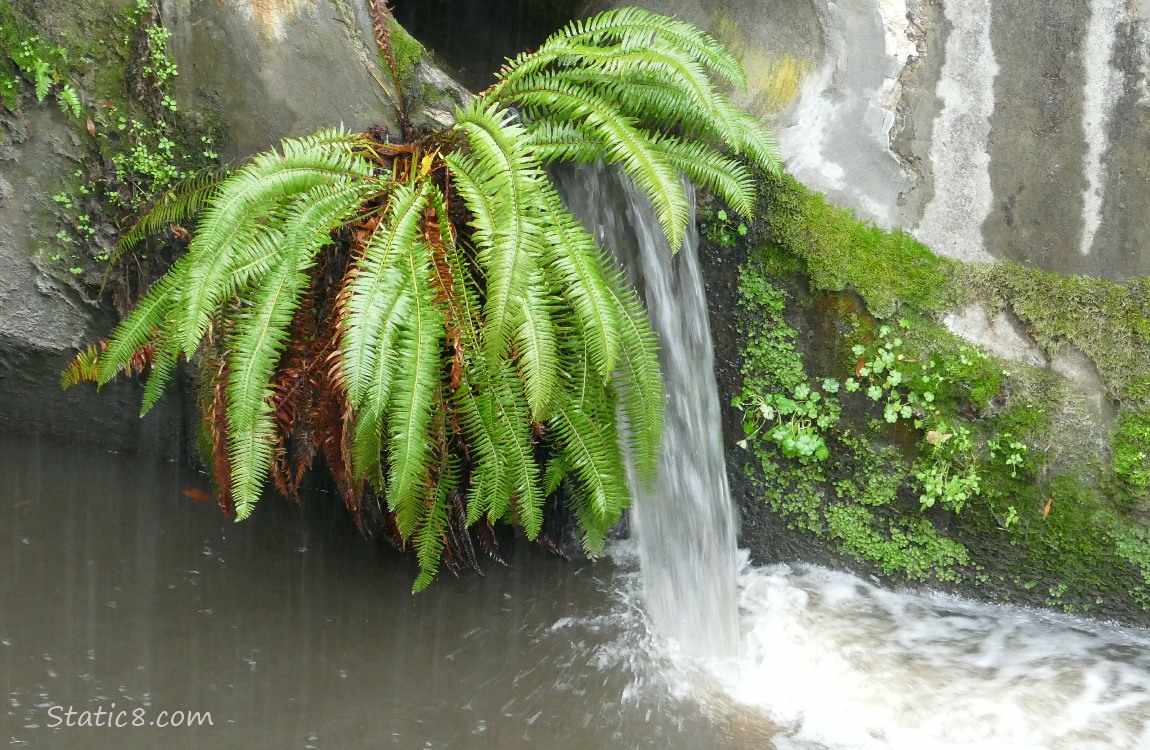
[0,433,756,748]
[5,433,1150,749]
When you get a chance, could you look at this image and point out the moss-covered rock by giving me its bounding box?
[720,169,1150,624]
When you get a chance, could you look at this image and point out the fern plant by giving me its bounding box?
[64,8,780,591]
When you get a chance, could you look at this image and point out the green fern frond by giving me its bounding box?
[493,77,688,250]
[537,185,622,380]
[508,7,746,91]
[226,254,310,519]
[96,254,190,385]
[542,70,722,147]
[342,183,429,409]
[57,84,81,117]
[447,243,511,526]
[513,284,560,420]
[176,134,374,356]
[726,107,783,175]
[494,375,543,536]
[525,121,604,164]
[112,166,230,265]
[291,125,367,153]
[604,274,664,485]
[225,185,361,518]
[385,238,444,539]
[543,455,569,496]
[412,459,456,593]
[552,404,629,527]
[60,342,103,388]
[457,366,506,525]
[450,103,551,369]
[139,334,179,416]
[504,42,738,147]
[567,483,609,557]
[647,134,756,217]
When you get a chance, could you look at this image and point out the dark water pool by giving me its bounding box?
[0,432,766,749]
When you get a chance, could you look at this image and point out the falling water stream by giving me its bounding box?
[554,166,741,661]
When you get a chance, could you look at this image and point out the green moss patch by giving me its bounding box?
[757,171,957,316]
[727,170,1150,621]
[959,264,1150,407]
[386,16,424,86]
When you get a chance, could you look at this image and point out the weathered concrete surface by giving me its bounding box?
[1096,11,1150,280]
[798,0,1150,281]
[942,304,1046,367]
[774,0,914,226]
[585,0,1150,282]
[912,0,996,262]
[982,0,1090,273]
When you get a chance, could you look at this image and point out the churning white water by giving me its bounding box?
[729,563,1150,749]
[555,166,741,660]
[569,549,1150,749]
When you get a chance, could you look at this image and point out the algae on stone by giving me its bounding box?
[729,170,1150,622]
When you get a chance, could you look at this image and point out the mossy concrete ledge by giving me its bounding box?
[710,170,1150,623]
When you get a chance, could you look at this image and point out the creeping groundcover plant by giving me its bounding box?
[64,9,780,590]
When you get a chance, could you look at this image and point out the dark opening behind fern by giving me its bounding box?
[64,9,781,592]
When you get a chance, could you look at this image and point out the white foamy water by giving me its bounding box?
[578,548,1150,750]
[727,564,1150,749]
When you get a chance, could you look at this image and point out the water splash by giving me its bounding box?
[579,550,1150,750]
[555,166,740,661]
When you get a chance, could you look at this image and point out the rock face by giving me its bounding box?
[161,0,402,160]
[0,113,188,453]
[0,2,465,449]
[0,108,92,355]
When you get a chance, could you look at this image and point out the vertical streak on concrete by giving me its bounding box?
[775,0,913,227]
[914,0,997,262]
[1079,0,1125,256]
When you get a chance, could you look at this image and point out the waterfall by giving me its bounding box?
[555,166,741,661]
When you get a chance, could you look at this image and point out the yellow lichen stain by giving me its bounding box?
[229,0,319,39]
[709,12,814,118]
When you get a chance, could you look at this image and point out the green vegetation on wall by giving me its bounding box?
[730,170,1150,619]
[0,0,219,288]
[0,5,81,116]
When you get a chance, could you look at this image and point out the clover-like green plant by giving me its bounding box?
[64,8,780,591]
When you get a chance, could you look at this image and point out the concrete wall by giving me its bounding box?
[590,0,1150,281]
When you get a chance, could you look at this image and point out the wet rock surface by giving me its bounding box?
[0,108,93,354]
[162,0,402,161]
[0,2,464,450]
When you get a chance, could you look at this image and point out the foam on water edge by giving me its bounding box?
[572,545,1150,750]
